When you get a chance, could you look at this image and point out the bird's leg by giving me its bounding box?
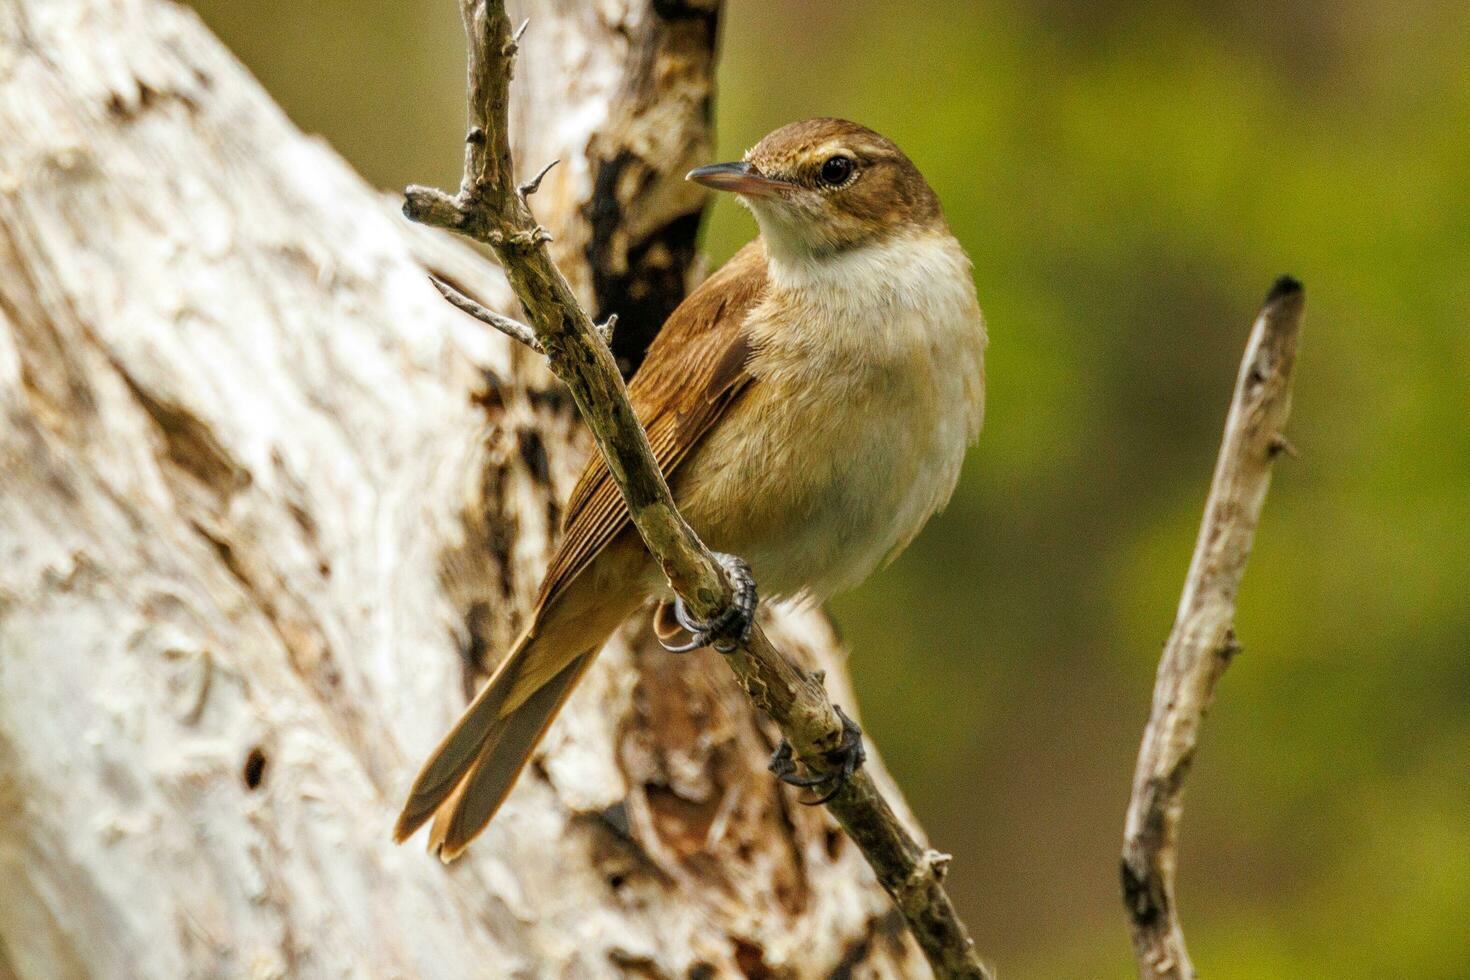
[768,705,867,805]
[656,552,757,654]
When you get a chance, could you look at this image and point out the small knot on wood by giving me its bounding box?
[898,849,953,907]
[491,226,553,252]
[502,17,529,58]
[1219,630,1243,662]
[1268,432,1299,459]
[1119,856,1162,927]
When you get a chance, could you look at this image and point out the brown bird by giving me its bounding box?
[395,118,987,861]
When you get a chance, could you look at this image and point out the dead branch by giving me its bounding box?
[1121,277,1305,979]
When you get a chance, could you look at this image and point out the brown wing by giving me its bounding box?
[533,239,769,614]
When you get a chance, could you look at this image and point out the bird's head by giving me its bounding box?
[687,118,944,263]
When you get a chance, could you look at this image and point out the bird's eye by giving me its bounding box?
[819,155,854,186]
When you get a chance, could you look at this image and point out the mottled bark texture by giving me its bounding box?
[0,1,927,976]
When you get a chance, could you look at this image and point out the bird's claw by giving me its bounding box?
[656,552,757,654]
[767,705,867,805]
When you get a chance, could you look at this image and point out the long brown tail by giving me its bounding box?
[393,630,598,861]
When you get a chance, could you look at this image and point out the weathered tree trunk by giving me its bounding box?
[0,1,926,976]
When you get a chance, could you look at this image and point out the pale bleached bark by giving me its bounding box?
[0,1,926,976]
[1121,279,1304,980]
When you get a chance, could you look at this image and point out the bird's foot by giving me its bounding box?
[767,705,867,805]
[656,552,757,654]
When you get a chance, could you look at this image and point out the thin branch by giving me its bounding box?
[403,3,990,977]
[1121,276,1305,980]
[516,158,559,204]
[429,274,543,353]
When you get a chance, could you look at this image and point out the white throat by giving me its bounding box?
[758,230,988,427]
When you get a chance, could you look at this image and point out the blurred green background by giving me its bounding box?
[185,1,1470,975]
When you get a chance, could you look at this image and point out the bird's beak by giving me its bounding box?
[686,161,788,198]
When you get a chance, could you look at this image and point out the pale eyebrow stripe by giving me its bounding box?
[807,139,851,159]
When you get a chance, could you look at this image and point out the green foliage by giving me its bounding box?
[191,0,1470,973]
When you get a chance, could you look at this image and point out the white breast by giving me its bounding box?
[679,231,987,602]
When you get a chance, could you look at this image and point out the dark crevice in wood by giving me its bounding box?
[581,2,718,377]
[117,367,249,499]
[242,746,268,790]
[730,937,773,980]
[438,421,523,695]
[576,802,674,890]
[516,427,550,485]
[584,151,704,376]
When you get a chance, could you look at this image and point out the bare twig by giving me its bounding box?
[596,312,617,347]
[431,271,610,353]
[403,2,990,977]
[429,274,543,352]
[1121,276,1305,980]
[516,158,559,204]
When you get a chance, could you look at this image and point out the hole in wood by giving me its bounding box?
[242,746,268,790]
